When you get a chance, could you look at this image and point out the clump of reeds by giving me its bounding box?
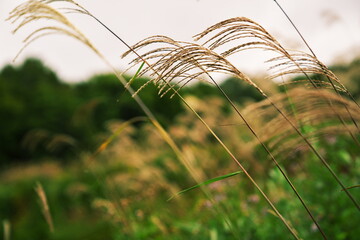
[243,87,360,159]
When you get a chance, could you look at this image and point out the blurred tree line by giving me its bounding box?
[0,58,264,165]
[1,58,359,165]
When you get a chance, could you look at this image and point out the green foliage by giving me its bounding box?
[0,58,184,164]
[219,77,263,103]
[0,58,263,165]
[0,58,78,164]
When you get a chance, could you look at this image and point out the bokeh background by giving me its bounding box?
[1,1,360,239]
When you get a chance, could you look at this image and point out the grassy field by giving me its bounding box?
[1,1,360,239]
[1,92,359,239]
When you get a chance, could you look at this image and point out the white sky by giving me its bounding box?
[1,0,360,82]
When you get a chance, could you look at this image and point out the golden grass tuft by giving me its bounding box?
[7,0,98,61]
[2,220,11,240]
[122,35,262,98]
[35,182,54,233]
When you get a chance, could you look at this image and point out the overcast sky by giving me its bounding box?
[1,0,359,82]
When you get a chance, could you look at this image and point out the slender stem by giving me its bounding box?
[273,0,314,56]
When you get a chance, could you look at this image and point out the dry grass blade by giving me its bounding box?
[35,182,54,233]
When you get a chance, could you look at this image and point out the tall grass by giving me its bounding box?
[7,0,360,239]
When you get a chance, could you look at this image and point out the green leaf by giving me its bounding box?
[167,171,242,201]
[127,61,145,87]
